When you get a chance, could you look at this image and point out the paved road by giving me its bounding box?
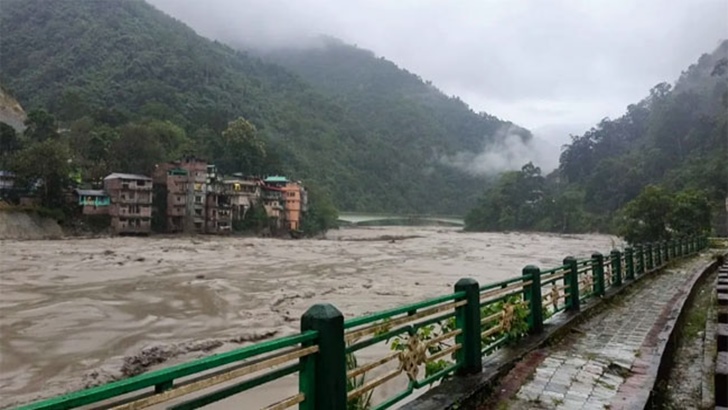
[490,255,711,410]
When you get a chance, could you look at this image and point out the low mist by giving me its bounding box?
[441,125,560,176]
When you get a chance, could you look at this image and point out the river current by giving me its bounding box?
[0,227,620,408]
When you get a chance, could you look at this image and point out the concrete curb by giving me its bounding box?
[716,257,728,408]
[400,258,680,410]
[611,254,723,409]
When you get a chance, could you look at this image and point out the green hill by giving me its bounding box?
[465,40,728,234]
[0,0,521,214]
[261,37,525,156]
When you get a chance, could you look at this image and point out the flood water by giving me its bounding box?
[0,227,620,408]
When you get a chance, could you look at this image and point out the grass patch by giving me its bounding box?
[681,286,713,342]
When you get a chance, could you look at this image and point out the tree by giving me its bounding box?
[0,122,22,165]
[617,185,712,244]
[464,162,546,232]
[300,185,339,237]
[668,189,712,237]
[111,123,165,175]
[146,120,192,160]
[54,89,88,122]
[233,203,269,233]
[617,185,672,244]
[10,139,73,209]
[23,109,58,142]
[213,117,269,175]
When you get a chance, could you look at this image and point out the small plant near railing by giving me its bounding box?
[346,349,373,410]
[542,303,556,321]
[369,294,531,392]
[481,297,530,347]
[375,316,457,382]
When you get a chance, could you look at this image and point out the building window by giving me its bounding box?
[137,180,146,187]
[195,196,202,204]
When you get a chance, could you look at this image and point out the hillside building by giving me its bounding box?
[264,176,307,231]
[205,165,232,234]
[74,189,110,215]
[103,173,152,234]
[153,158,208,233]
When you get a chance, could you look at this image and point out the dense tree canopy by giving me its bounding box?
[213,118,272,176]
[466,40,728,238]
[0,0,518,215]
[616,186,712,244]
[9,138,73,209]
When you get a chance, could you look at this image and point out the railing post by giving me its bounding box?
[522,265,543,334]
[663,241,669,263]
[300,303,346,410]
[611,249,622,286]
[564,257,580,312]
[673,239,678,258]
[592,253,605,296]
[655,241,662,267]
[646,244,654,271]
[625,247,635,280]
[454,278,481,375]
[637,245,645,274]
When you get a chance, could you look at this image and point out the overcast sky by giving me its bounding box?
[149,0,727,146]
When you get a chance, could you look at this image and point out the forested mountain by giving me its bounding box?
[0,0,519,214]
[258,39,535,212]
[261,38,526,158]
[466,40,728,236]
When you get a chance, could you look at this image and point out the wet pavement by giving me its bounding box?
[490,255,712,410]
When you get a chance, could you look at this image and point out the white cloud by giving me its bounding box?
[440,125,560,176]
[149,0,727,136]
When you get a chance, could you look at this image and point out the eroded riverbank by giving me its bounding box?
[0,227,620,408]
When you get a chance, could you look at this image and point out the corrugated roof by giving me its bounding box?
[75,189,108,197]
[264,176,288,183]
[104,173,152,181]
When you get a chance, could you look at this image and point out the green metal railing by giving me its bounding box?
[17,236,708,410]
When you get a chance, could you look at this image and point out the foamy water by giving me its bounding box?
[0,227,621,408]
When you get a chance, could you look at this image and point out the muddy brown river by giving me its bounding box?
[0,227,620,408]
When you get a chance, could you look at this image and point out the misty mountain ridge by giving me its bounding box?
[0,0,543,214]
[256,36,554,172]
[465,39,728,234]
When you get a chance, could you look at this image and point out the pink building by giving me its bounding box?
[103,173,152,234]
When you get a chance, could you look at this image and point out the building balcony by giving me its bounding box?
[117,197,152,204]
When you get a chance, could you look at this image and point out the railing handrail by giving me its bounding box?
[17,236,708,410]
